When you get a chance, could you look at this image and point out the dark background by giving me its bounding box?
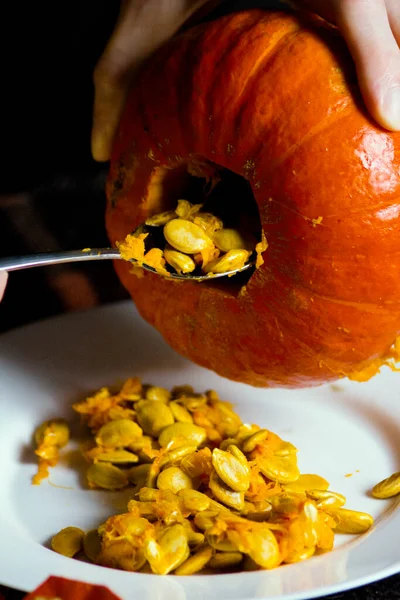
[0,0,399,597]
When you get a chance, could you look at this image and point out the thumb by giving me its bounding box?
[0,271,8,302]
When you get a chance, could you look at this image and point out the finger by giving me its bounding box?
[335,0,400,131]
[387,0,400,45]
[0,271,8,302]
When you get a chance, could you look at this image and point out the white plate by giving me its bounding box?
[0,301,399,600]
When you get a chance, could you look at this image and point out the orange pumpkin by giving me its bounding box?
[23,576,121,600]
[106,10,400,388]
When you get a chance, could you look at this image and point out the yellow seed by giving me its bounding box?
[213,228,247,252]
[192,213,224,234]
[96,449,139,464]
[159,444,196,469]
[164,218,214,254]
[169,401,193,423]
[158,422,207,449]
[145,210,177,226]
[209,469,245,511]
[175,545,213,575]
[306,489,346,509]
[35,418,70,448]
[95,419,142,448]
[127,464,151,485]
[226,445,248,465]
[83,529,102,563]
[145,386,171,403]
[274,441,298,457]
[203,249,250,274]
[283,474,330,494]
[284,546,315,564]
[193,510,220,531]
[87,462,129,490]
[164,247,196,274]
[243,500,272,522]
[212,448,250,492]
[228,526,280,569]
[136,400,174,437]
[242,429,269,453]
[51,526,84,558]
[326,508,374,534]
[258,455,300,484]
[138,487,159,502]
[178,489,211,513]
[209,552,243,569]
[206,533,238,552]
[372,472,400,499]
[144,524,189,575]
[157,466,193,493]
[172,384,195,397]
[175,199,201,219]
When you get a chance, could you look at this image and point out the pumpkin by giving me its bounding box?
[106,9,400,388]
[23,576,121,600]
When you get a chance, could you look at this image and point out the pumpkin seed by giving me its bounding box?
[158,422,207,449]
[204,249,250,274]
[164,247,196,274]
[284,546,315,564]
[372,472,400,499]
[136,400,174,437]
[192,213,224,234]
[126,463,151,485]
[169,401,193,423]
[175,199,200,219]
[96,449,139,464]
[325,508,374,534]
[283,474,330,494]
[212,448,250,492]
[35,418,70,447]
[209,552,243,569]
[193,510,219,531]
[83,529,102,562]
[87,462,129,490]
[258,455,300,484]
[51,526,84,557]
[242,429,269,453]
[228,526,280,569]
[306,489,346,509]
[213,228,247,252]
[164,219,214,254]
[158,444,196,469]
[226,444,248,465]
[145,210,176,226]
[145,386,171,403]
[206,533,238,552]
[182,518,205,545]
[144,523,188,575]
[209,469,245,511]
[157,466,193,493]
[243,500,272,522]
[178,489,211,513]
[95,419,142,448]
[175,545,213,575]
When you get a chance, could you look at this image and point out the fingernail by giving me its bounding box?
[382,87,400,131]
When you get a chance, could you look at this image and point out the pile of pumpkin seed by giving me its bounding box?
[116,199,267,276]
[33,378,400,575]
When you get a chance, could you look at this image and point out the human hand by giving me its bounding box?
[0,271,8,302]
[91,0,218,162]
[292,0,400,131]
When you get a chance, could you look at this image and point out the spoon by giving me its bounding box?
[0,225,255,283]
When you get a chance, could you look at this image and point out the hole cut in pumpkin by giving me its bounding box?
[141,158,264,292]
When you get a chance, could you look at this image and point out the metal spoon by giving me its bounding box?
[0,225,255,282]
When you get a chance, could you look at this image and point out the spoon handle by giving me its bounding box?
[0,249,122,272]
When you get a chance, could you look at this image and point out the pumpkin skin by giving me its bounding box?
[106,10,400,388]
